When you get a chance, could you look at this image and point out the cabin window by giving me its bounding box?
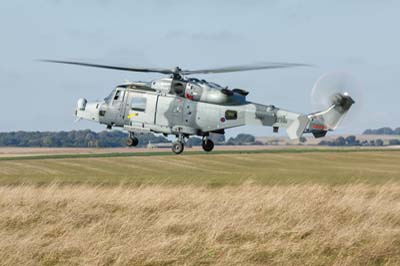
[131,97,147,112]
[225,110,237,120]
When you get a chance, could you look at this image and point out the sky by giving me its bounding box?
[0,0,399,137]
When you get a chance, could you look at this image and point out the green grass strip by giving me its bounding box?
[0,147,398,161]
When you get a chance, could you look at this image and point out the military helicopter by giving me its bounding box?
[42,60,355,154]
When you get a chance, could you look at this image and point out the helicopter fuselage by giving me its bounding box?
[43,59,354,154]
[75,76,354,153]
[76,78,287,137]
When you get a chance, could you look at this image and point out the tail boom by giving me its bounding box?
[268,93,355,140]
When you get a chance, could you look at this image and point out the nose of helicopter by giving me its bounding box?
[75,98,100,122]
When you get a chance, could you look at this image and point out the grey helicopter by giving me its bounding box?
[42,60,355,154]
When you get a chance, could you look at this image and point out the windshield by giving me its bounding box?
[104,90,115,104]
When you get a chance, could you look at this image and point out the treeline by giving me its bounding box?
[187,133,256,146]
[1,130,399,148]
[363,127,400,135]
[0,130,169,148]
[0,131,257,148]
[319,135,400,147]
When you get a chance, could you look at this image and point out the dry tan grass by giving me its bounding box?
[0,183,399,265]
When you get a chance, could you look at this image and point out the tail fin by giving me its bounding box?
[305,93,355,138]
[286,115,310,140]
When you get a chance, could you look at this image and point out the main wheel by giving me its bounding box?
[202,139,214,152]
[172,141,184,154]
[127,137,139,147]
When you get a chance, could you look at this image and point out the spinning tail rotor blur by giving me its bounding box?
[311,72,362,119]
[303,72,359,137]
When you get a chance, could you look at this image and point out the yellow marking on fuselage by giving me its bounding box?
[128,113,139,119]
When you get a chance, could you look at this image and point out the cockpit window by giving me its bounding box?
[104,91,114,103]
[114,90,121,100]
[131,97,147,112]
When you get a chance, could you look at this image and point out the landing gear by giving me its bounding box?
[172,134,185,154]
[127,137,139,147]
[127,132,139,147]
[172,141,184,154]
[202,137,214,152]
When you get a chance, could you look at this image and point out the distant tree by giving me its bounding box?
[388,139,400,145]
[226,134,256,145]
[363,127,396,135]
[379,127,393,135]
[318,140,330,146]
[318,136,362,146]
[361,140,369,146]
[0,130,170,148]
[363,129,373,135]
[375,139,384,146]
[209,133,225,144]
[237,134,255,144]
[345,135,359,146]
[186,137,202,147]
[333,136,346,146]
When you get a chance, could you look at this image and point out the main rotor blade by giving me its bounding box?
[40,60,313,76]
[39,60,175,75]
[181,62,312,75]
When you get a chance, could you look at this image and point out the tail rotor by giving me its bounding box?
[311,72,360,114]
[306,72,359,136]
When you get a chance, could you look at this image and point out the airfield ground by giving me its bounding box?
[0,148,399,265]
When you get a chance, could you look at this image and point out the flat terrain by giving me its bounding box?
[0,148,399,265]
[0,149,399,185]
[0,145,341,158]
[1,184,399,266]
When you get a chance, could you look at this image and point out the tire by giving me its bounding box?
[172,141,184,154]
[127,137,139,147]
[202,139,214,152]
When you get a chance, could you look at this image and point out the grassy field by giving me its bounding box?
[0,149,399,265]
[0,184,399,266]
[0,149,399,185]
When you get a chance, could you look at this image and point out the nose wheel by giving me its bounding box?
[202,138,214,152]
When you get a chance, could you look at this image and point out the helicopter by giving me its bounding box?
[42,60,355,154]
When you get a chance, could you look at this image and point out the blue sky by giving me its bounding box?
[0,0,399,136]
